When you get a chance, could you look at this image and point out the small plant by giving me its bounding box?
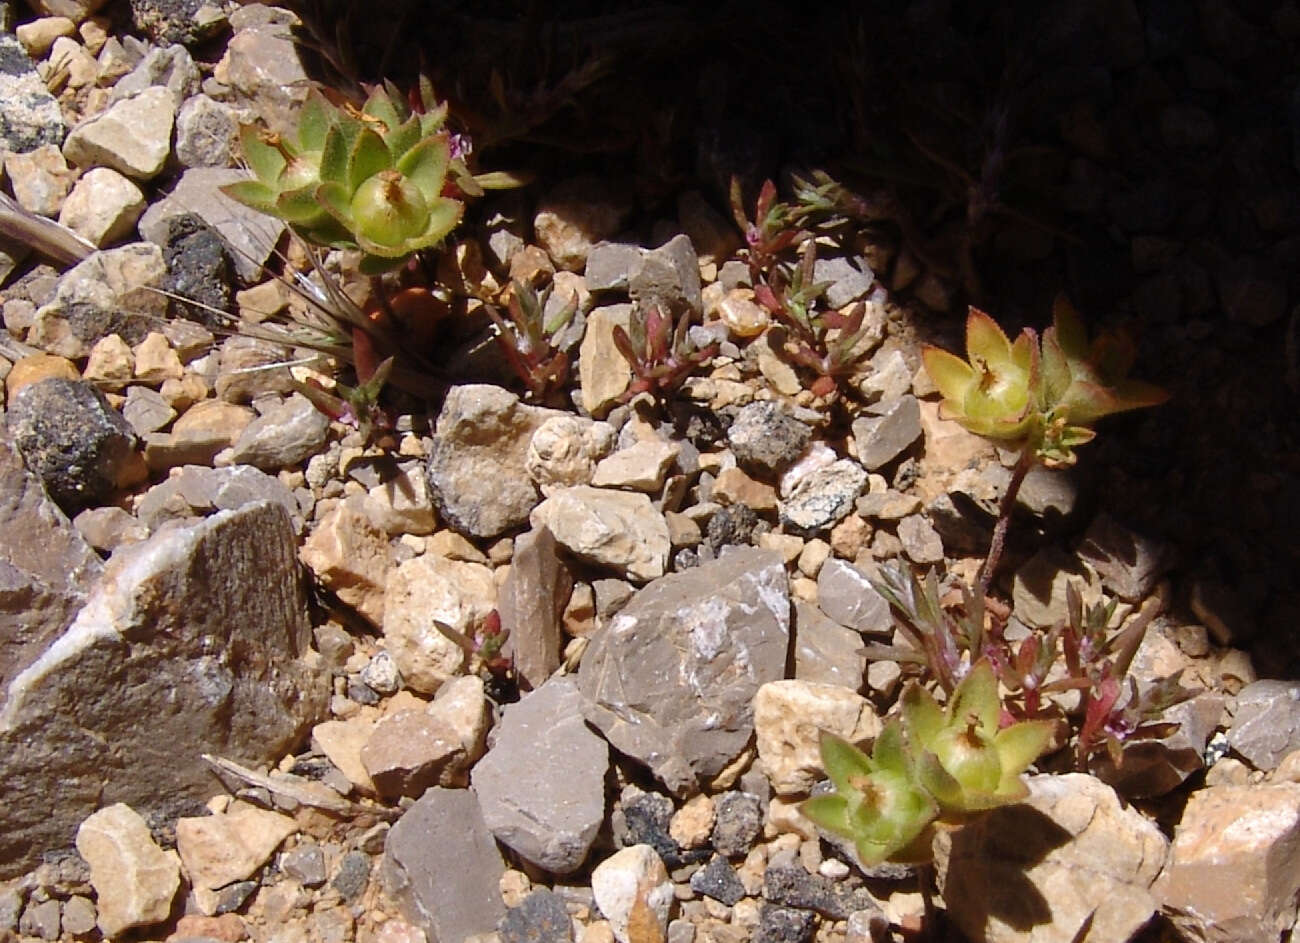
[922,299,1168,596]
[485,280,578,403]
[802,660,1052,865]
[754,242,879,398]
[433,610,513,683]
[611,304,718,404]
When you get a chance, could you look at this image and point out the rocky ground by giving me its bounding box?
[3,2,1300,942]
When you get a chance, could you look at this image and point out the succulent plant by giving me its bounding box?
[901,659,1054,813]
[224,83,465,272]
[922,299,1168,468]
[486,280,578,403]
[611,304,718,403]
[800,723,938,866]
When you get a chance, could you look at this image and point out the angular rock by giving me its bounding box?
[791,601,866,691]
[214,10,308,136]
[629,233,703,317]
[712,791,763,858]
[728,401,812,478]
[29,242,168,359]
[897,514,943,564]
[109,41,200,106]
[473,677,609,874]
[816,559,892,636]
[754,904,816,943]
[584,241,643,291]
[134,463,300,531]
[8,378,139,512]
[578,548,790,795]
[360,709,460,798]
[578,303,635,417]
[691,855,747,906]
[1093,693,1222,798]
[531,486,670,583]
[364,461,436,536]
[763,864,877,920]
[76,803,180,937]
[57,167,145,247]
[813,254,875,309]
[0,34,64,153]
[63,86,175,180]
[499,526,572,690]
[851,395,921,471]
[4,143,74,217]
[383,553,495,694]
[1227,679,1300,771]
[0,501,326,877]
[426,384,564,539]
[499,889,574,943]
[0,433,102,695]
[591,844,673,943]
[534,176,631,273]
[1011,547,1102,628]
[779,458,868,535]
[1154,782,1300,943]
[175,93,242,168]
[176,802,297,892]
[936,773,1168,943]
[382,788,506,943]
[142,168,284,284]
[591,437,680,492]
[1076,514,1170,603]
[124,386,178,436]
[299,498,393,628]
[226,393,330,470]
[159,212,233,328]
[129,0,225,45]
[753,680,880,796]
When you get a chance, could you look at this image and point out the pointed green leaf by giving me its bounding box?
[396,135,451,201]
[220,179,279,215]
[362,88,403,133]
[275,186,329,225]
[818,731,876,793]
[901,684,945,749]
[800,795,852,836]
[347,127,393,192]
[384,115,422,162]
[1040,327,1072,405]
[314,180,354,227]
[966,307,1014,366]
[914,749,966,810]
[238,125,286,183]
[993,719,1054,775]
[871,720,909,773]
[318,124,351,186]
[949,660,1001,735]
[921,346,976,403]
[296,91,332,152]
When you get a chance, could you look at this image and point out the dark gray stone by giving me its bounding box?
[620,792,692,868]
[711,791,763,858]
[332,850,371,901]
[705,503,760,555]
[499,888,574,943]
[213,880,256,914]
[690,855,746,906]
[0,35,64,153]
[161,213,232,328]
[382,788,506,941]
[763,864,876,920]
[753,904,816,943]
[280,842,327,887]
[578,548,790,795]
[130,0,227,45]
[8,379,138,513]
[728,402,812,477]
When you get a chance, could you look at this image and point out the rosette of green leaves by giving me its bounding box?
[800,723,938,866]
[901,660,1053,814]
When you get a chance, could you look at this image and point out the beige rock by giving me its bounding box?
[235,278,289,323]
[669,794,716,849]
[312,710,379,794]
[915,400,997,502]
[132,331,184,384]
[361,709,461,797]
[3,144,74,217]
[752,680,881,796]
[425,529,488,563]
[1011,547,1102,628]
[16,16,76,56]
[429,674,491,771]
[591,438,680,492]
[716,288,769,338]
[1153,782,1300,943]
[383,554,496,693]
[82,333,134,387]
[45,34,98,87]
[152,399,255,468]
[160,372,209,411]
[936,773,1168,943]
[534,176,630,272]
[530,486,670,583]
[365,462,436,536]
[76,803,180,937]
[176,802,298,893]
[7,352,80,398]
[63,86,176,180]
[58,166,145,247]
[299,500,394,627]
[590,844,674,943]
[757,531,804,565]
[712,466,778,511]
[526,414,617,491]
[578,305,634,417]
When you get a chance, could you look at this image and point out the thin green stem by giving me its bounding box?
[977,447,1035,601]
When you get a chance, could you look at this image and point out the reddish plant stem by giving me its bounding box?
[977,448,1035,601]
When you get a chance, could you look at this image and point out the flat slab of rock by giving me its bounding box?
[426,384,565,539]
[578,547,790,795]
[472,676,608,874]
[381,787,506,943]
[1154,782,1300,943]
[1226,679,1300,771]
[936,773,1168,943]
[498,526,571,690]
[76,803,180,937]
[0,501,327,877]
[753,680,880,796]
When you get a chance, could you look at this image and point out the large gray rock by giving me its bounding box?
[816,558,892,636]
[1227,679,1300,771]
[0,432,102,695]
[577,547,790,795]
[426,384,565,539]
[936,773,1168,943]
[0,501,327,878]
[382,788,506,942]
[472,676,608,874]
